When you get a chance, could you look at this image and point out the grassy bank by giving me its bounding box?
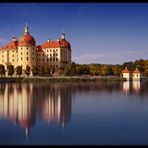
[0,76,126,83]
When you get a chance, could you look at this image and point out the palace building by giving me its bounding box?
[0,24,71,73]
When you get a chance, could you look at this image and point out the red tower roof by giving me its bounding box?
[122,67,131,73]
[18,34,36,46]
[133,68,141,73]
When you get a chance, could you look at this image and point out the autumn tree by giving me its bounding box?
[7,65,14,77]
[32,66,38,76]
[70,62,76,75]
[45,65,51,76]
[25,65,31,76]
[16,66,22,77]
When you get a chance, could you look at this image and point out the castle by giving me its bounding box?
[0,24,71,73]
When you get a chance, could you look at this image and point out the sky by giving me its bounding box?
[0,3,148,64]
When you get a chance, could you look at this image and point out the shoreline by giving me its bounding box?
[0,76,128,83]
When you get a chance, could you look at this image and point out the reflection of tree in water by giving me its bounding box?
[0,82,73,139]
[0,81,148,139]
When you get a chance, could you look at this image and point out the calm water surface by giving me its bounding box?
[0,81,148,145]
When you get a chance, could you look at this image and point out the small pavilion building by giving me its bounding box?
[121,67,132,80]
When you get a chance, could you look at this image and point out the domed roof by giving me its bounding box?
[18,24,36,46]
[18,34,35,46]
[60,39,71,49]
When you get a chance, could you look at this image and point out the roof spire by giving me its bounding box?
[61,30,65,39]
[24,23,29,35]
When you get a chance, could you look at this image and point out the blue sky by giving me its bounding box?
[0,3,148,64]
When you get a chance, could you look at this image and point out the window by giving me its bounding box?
[32,52,34,55]
[56,58,58,61]
[43,59,44,62]
[12,59,14,62]
[33,57,34,61]
[53,53,55,56]
[27,52,28,55]
[50,49,51,52]
[50,58,52,61]
[13,50,14,53]
[27,47,28,50]
[21,52,23,55]
[137,74,138,77]
[47,49,48,52]
[2,55,4,58]
[47,58,49,62]
[56,49,58,51]
[21,57,23,61]
[12,54,14,57]
[53,58,55,61]
[56,53,58,56]
[56,65,58,68]
[2,60,4,63]
[50,54,52,56]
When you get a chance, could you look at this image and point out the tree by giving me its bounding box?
[25,65,31,76]
[16,66,22,77]
[0,64,5,77]
[64,67,70,76]
[45,65,51,76]
[70,62,76,75]
[7,65,14,77]
[57,67,65,76]
[38,66,45,76]
[32,66,38,76]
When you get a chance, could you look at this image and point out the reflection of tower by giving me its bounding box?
[123,81,130,95]
[132,81,141,94]
[0,83,36,140]
[41,83,72,128]
[18,83,36,139]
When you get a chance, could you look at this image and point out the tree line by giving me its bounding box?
[69,59,148,77]
[0,58,148,77]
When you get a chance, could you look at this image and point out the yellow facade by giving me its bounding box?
[0,24,71,73]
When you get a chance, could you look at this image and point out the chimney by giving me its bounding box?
[47,39,50,42]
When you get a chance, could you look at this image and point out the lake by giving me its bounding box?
[0,81,148,145]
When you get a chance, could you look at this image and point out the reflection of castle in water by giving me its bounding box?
[122,81,141,95]
[0,83,72,138]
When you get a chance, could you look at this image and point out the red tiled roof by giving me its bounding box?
[122,67,131,73]
[0,41,18,50]
[36,45,43,52]
[41,41,60,48]
[60,39,71,49]
[41,39,71,49]
[18,34,36,46]
[133,68,141,73]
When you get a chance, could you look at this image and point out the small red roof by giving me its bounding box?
[122,67,131,73]
[36,45,43,52]
[0,40,18,50]
[133,68,141,73]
